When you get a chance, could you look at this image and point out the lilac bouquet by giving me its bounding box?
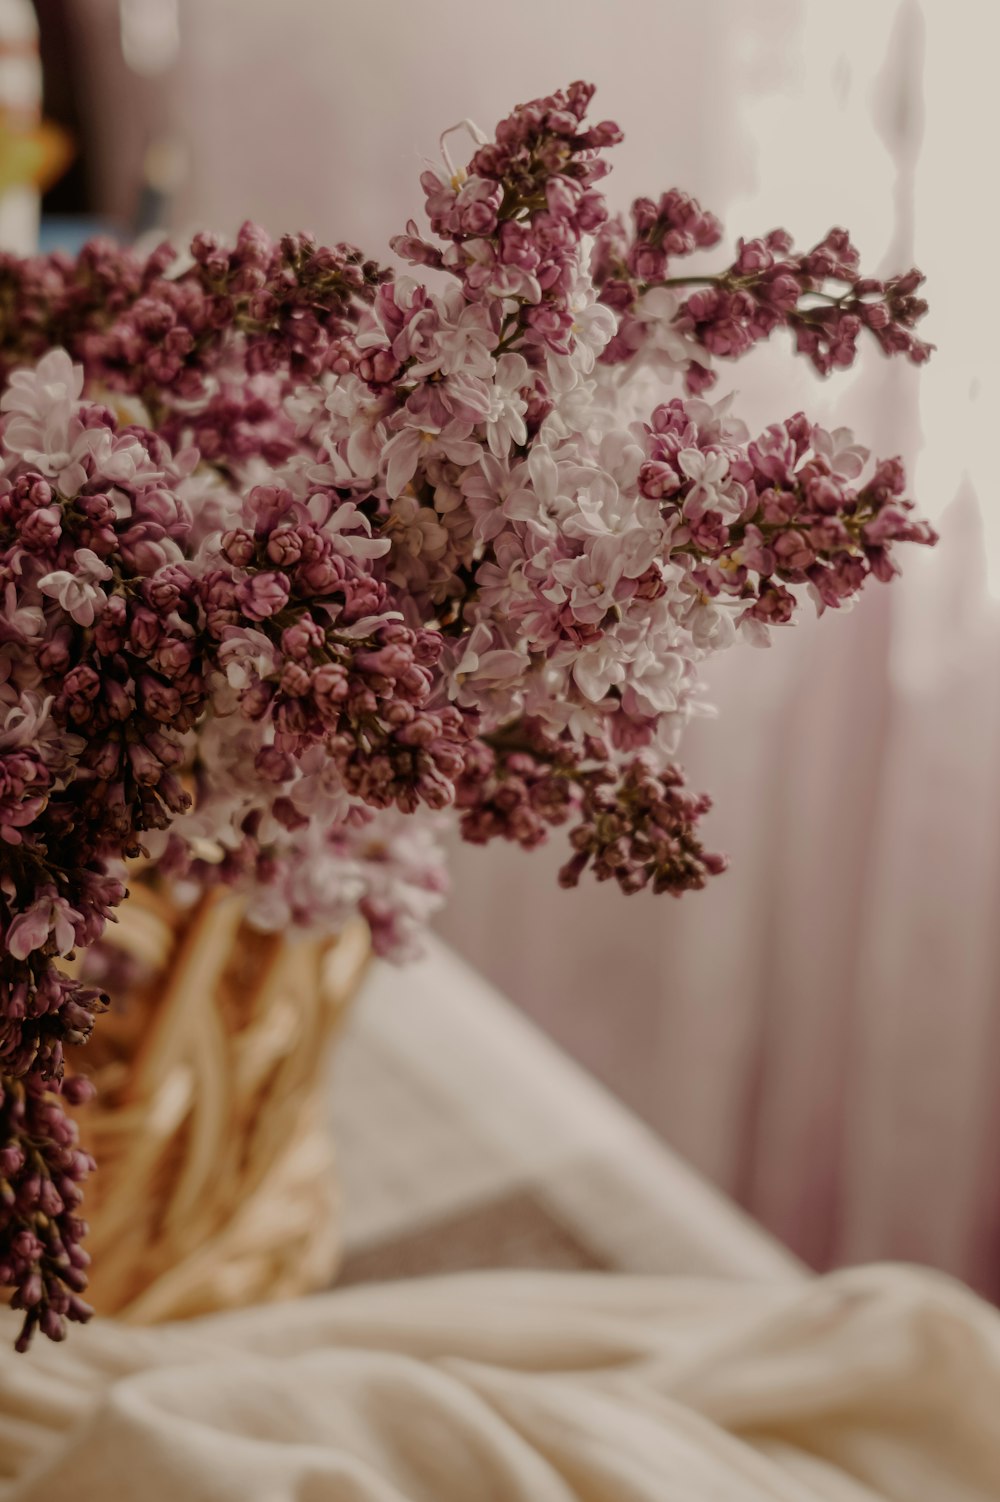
[0,82,935,1348]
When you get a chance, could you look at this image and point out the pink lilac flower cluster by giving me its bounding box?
[0,230,391,398]
[592,203,932,388]
[0,81,935,1348]
[457,720,726,895]
[637,401,937,640]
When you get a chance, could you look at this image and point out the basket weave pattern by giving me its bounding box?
[69,884,369,1324]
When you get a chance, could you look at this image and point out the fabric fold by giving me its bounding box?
[2,1264,998,1501]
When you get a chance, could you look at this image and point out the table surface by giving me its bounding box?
[329,936,802,1284]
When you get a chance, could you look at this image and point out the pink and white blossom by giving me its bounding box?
[6,894,82,960]
[38,548,113,626]
[0,80,936,1352]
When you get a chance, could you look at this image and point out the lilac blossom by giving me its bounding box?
[0,80,936,1348]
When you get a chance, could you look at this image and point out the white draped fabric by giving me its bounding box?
[3,1265,1000,1500]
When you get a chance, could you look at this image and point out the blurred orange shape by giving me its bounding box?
[0,116,73,195]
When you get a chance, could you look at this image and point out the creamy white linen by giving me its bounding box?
[2,1264,998,1501]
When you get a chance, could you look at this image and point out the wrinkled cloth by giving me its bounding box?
[1,1264,998,1501]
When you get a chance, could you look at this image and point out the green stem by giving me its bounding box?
[657,274,726,290]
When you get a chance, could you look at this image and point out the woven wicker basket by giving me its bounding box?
[67,882,370,1324]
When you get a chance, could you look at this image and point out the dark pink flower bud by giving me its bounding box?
[239,681,274,720]
[735,237,773,274]
[279,661,311,697]
[0,1145,25,1176]
[127,741,164,784]
[266,528,304,566]
[805,475,844,514]
[18,504,61,549]
[139,674,182,720]
[236,571,290,621]
[103,679,135,721]
[280,618,324,659]
[627,244,666,281]
[311,663,349,713]
[129,607,161,655]
[222,529,256,566]
[254,745,294,783]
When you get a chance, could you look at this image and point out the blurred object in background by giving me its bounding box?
[0,0,49,251]
[34,0,184,248]
[35,0,1000,1299]
[117,0,177,75]
[34,0,108,248]
[132,130,185,238]
[116,0,185,237]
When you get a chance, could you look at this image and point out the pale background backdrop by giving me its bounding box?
[54,0,1000,1293]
